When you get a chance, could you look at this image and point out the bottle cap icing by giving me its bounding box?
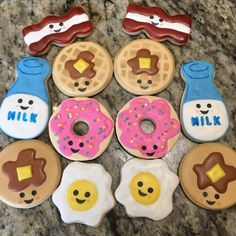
[52,42,113,97]
[179,143,236,210]
[0,140,61,209]
[116,96,181,159]
[115,158,179,220]
[122,3,192,45]
[0,57,51,139]
[180,61,229,142]
[114,39,175,95]
[49,97,114,161]
[52,162,115,226]
[22,7,93,55]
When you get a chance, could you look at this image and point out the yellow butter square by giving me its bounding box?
[139,57,151,69]
[206,164,225,183]
[16,165,32,181]
[73,59,89,73]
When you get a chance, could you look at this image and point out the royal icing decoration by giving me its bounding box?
[122,3,192,45]
[180,61,229,142]
[127,49,159,75]
[115,158,179,220]
[116,97,181,159]
[0,57,51,139]
[22,7,93,55]
[49,98,114,161]
[52,162,115,226]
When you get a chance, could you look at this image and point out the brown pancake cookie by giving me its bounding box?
[179,143,236,210]
[53,41,113,97]
[114,39,175,95]
[0,140,61,208]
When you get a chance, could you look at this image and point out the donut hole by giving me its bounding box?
[73,121,89,136]
[140,119,155,134]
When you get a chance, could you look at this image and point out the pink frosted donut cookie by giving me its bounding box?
[49,98,114,161]
[116,96,181,159]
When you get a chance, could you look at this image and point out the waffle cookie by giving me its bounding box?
[53,42,113,97]
[114,39,175,95]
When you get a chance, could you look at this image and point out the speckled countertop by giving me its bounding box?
[0,0,236,235]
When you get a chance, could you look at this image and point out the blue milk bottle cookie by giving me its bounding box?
[180,61,229,142]
[0,57,51,139]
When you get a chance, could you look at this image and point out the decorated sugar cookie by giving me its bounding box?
[122,3,192,45]
[22,7,93,55]
[114,39,175,95]
[116,96,181,159]
[52,162,115,226]
[115,158,179,220]
[52,42,113,97]
[49,98,114,161]
[0,140,61,208]
[179,143,236,210]
[180,61,229,142]
[0,57,51,139]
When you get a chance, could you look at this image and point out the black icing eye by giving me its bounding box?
[196,104,201,108]
[84,192,90,198]
[147,80,152,84]
[28,100,33,105]
[68,140,73,146]
[138,181,143,187]
[203,192,208,197]
[85,81,90,86]
[74,82,79,87]
[142,145,147,150]
[32,190,37,196]
[73,190,79,196]
[159,18,163,22]
[207,103,212,108]
[149,15,154,19]
[79,142,84,147]
[148,187,153,193]
[18,98,23,103]
[59,22,63,26]
[20,192,25,198]
[215,194,220,199]
[153,145,158,150]
[137,79,142,84]
[49,24,54,29]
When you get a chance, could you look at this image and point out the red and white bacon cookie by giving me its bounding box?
[122,3,192,45]
[22,7,93,55]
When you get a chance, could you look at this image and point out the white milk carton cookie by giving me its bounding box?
[0,57,51,139]
[180,61,229,142]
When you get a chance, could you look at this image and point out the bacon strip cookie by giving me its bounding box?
[22,7,93,55]
[122,3,192,45]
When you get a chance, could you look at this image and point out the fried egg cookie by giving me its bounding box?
[49,97,114,161]
[0,140,61,208]
[114,39,175,95]
[115,158,179,220]
[52,162,115,226]
[179,143,236,210]
[53,42,113,97]
[116,96,181,159]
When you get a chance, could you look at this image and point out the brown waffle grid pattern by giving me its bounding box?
[114,39,175,95]
[53,42,113,97]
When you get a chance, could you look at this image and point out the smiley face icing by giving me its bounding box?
[52,162,115,226]
[53,42,113,97]
[179,143,236,210]
[115,158,179,220]
[180,61,229,142]
[0,140,61,208]
[114,39,175,95]
[0,57,51,139]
